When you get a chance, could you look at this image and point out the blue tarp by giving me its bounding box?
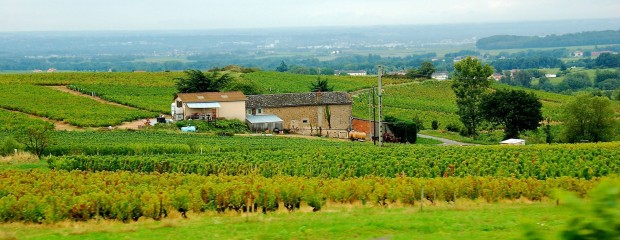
[181,126,196,132]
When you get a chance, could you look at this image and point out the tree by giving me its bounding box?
[276,61,288,72]
[561,94,617,143]
[310,76,334,92]
[451,56,494,136]
[537,76,555,91]
[512,70,533,87]
[595,53,620,68]
[479,89,543,139]
[418,61,436,79]
[613,89,620,101]
[384,116,418,144]
[405,61,436,79]
[174,69,232,93]
[595,69,619,84]
[562,72,592,90]
[20,123,53,158]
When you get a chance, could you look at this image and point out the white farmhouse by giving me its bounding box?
[172,91,247,121]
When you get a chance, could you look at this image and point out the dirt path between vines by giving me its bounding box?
[2,108,83,131]
[47,86,138,110]
[3,86,157,131]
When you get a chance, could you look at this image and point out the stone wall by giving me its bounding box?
[261,104,351,138]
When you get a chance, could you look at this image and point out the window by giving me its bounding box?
[246,109,252,115]
[176,101,182,108]
[302,118,309,124]
[257,108,263,114]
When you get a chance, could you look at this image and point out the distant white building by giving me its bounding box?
[431,71,449,80]
[544,74,557,78]
[500,139,525,145]
[572,51,584,57]
[335,70,367,76]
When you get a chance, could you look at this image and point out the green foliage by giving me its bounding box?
[223,79,261,95]
[0,170,608,223]
[405,61,436,79]
[174,69,233,93]
[480,89,543,139]
[451,57,494,136]
[477,30,620,50]
[0,109,53,138]
[173,119,249,134]
[594,52,620,68]
[309,76,334,92]
[561,72,592,90]
[561,94,617,143]
[0,137,24,156]
[431,120,439,130]
[48,141,620,179]
[241,71,406,94]
[19,123,54,158]
[559,178,620,240]
[384,116,418,143]
[276,61,288,72]
[67,84,175,113]
[0,84,156,127]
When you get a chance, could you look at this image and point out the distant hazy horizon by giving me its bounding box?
[2,0,620,32]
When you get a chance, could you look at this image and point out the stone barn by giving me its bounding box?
[246,92,352,137]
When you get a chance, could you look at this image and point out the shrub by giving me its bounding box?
[431,120,439,130]
[446,123,460,133]
[0,137,24,156]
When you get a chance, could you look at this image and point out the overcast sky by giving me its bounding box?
[1,0,619,32]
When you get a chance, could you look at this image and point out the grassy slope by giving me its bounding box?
[240,71,407,93]
[2,202,570,240]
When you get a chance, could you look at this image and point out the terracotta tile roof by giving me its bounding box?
[246,92,352,108]
[175,91,247,102]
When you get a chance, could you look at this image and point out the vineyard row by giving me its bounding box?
[48,142,620,179]
[0,170,607,223]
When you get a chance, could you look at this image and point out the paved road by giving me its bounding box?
[417,134,477,146]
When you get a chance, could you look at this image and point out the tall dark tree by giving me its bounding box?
[276,61,289,72]
[480,89,543,139]
[451,56,494,136]
[310,76,334,92]
[174,69,232,93]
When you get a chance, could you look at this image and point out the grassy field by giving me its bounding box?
[0,201,574,240]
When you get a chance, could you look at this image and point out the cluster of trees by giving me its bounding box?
[499,69,544,88]
[404,61,436,79]
[452,57,618,142]
[476,30,620,50]
[491,56,562,71]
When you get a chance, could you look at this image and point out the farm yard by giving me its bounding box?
[0,71,619,239]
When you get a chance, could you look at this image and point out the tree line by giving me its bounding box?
[476,30,620,50]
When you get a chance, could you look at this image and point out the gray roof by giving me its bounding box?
[246,92,352,108]
[246,114,284,124]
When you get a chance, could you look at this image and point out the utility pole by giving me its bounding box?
[378,65,383,147]
[372,87,377,145]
